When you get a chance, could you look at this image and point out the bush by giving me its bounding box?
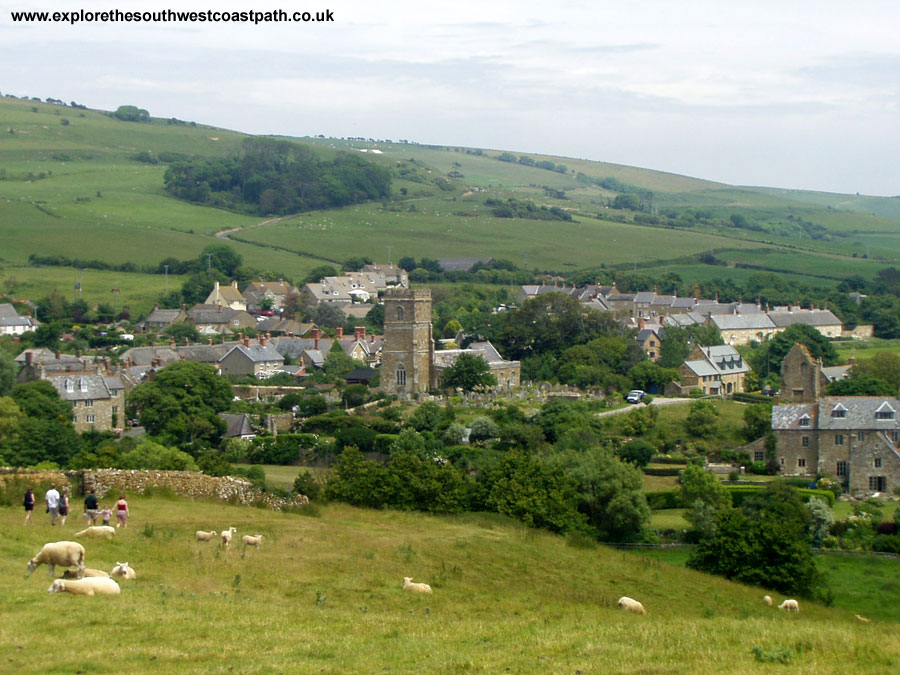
[616,439,655,468]
[873,534,900,554]
[645,490,681,510]
[293,470,324,501]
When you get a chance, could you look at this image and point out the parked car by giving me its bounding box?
[625,390,646,404]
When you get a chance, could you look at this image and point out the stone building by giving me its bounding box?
[48,372,125,433]
[667,345,749,396]
[779,343,830,403]
[380,288,520,396]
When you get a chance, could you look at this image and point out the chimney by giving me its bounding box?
[76,349,82,358]
[214,280,220,291]
[237,333,243,342]
[639,318,645,331]
[354,326,364,341]
[260,335,267,347]
[232,280,239,289]
[370,334,374,343]
[126,357,133,368]
[55,350,61,360]
[244,337,251,348]
[153,303,159,310]
[181,303,186,311]
[184,338,190,346]
[208,338,213,345]
[266,332,272,340]
[336,326,343,339]
[25,351,32,367]
[312,327,320,350]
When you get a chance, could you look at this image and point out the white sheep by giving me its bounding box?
[63,568,110,579]
[241,534,263,548]
[778,599,799,612]
[617,596,646,615]
[856,614,870,623]
[196,530,218,542]
[401,577,432,594]
[763,595,773,606]
[74,525,116,539]
[221,527,237,548]
[110,561,136,581]
[48,577,120,596]
[26,542,85,578]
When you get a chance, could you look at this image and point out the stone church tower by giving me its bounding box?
[381,288,434,395]
[780,342,829,403]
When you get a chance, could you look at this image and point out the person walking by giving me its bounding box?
[23,487,35,525]
[58,489,69,526]
[83,489,99,525]
[45,484,60,526]
[115,494,129,528]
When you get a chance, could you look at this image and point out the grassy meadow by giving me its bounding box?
[3,494,899,673]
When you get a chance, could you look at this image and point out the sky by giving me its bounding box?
[2,0,899,195]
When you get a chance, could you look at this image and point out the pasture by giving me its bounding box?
[2,495,898,673]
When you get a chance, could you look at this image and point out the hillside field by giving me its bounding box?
[2,495,897,673]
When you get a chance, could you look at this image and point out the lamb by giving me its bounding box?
[763,595,773,606]
[63,568,110,579]
[75,525,116,539]
[401,577,432,594]
[221,527,237,548]
[196,530,218,542]
[617,596,646,615]
[26,542,85,578]
[778,599,799,612]
[110,561,136,581]
[241,534,263,548]
[48,577,120,596]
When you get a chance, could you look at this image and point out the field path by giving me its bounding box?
[215,213,299,239]
[595,397,692,418]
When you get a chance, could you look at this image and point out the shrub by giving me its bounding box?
[645,490,681,510]
[293,470,324,501]
[470,416,500,443]
[616,439,655,467]
[873,534,900,554]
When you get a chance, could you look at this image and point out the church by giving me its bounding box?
[380,288,520,396]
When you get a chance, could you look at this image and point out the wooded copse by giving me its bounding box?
[163,138,392,215]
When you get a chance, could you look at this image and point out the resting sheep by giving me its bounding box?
[196,530,217,542]
[48,578,120,596]
[617,596,646,615]
[241,534,263,548]
[74,525,116,539]
[763,595,773,606]
[856,614,870,623]
[26,542,85,578]
[221,527,237,548]
[110,561,136,581]
[63,568,110,579]
[402,577,432,594]
[778,599,799,612]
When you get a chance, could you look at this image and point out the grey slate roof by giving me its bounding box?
[771,404,816,430]
[119,346,180,367]
[48,373,112,402]
[711,314,776,331]
[468,341,505,363]
[141,308,183,325]
[816,397,900,430]
[683,359,719,378]
[768,309,841,328]
[176,344,231,363]
[219,413,256,438]
[637,328,661,341]
[633,291,656,304]
[221,343,284,364]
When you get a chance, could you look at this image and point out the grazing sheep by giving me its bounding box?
[763,595,773,606]
[617,596,646,615]
[196,530,218,542]
[110,561,136,581]
[401,577,432,594]
[74,525,116,539]
[48,577,120,596]
[221,527,237,548]
[26,542,85,578]
[241,534,263,548]
[856,614,870,623]
[778,599,799,612]
[63,568,110,579]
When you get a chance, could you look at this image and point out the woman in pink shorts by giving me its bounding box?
[115,494,129,528]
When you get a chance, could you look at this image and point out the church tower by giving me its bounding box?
[381,288,434,395]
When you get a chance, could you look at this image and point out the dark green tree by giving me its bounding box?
[0,350,16,396]
[743,403,773,441]
[440,353,497,392]
[685,399,720,438]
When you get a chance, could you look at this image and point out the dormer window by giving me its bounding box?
[875,401,895,420]
[831,403,847,418]
[79,378,88,393]
[65,378,74,393]
[798,415,811,427]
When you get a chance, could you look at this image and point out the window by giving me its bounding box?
[395,364,406,387]
[84,399,93,408]
[834,434,844,446]
[798,458,806,468]
[876,411,894,420]
[780,457,785,465]
[875,458,883,468]
[65,379,74,393]
[858,431,865,442]
[396,306,405,321]
[798,416,811,427]
[754,451,764,462]
[802,436,809,447]
[892,431,899,443]
[72,415,77,423]
[831,403,848,418]
[112,406,119,413]
[86,414,95,423]
[79,378,88,392]
[869,476,886,492]
[837,461,848,477]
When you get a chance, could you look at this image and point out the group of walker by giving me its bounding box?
[23,485,129,528]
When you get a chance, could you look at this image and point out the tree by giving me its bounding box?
[685,399,720,438]
[8,380,79,466]
[324,340,355,379]
[743,403,772,441]
[806,497,834,547]
[312,303,345,329]
[202,244,243,277]
[628,360,680,392]
[341,384,368,408]
[469,416,500,443]
[120,440,199,471]
[305,265,339,284]
[826,376,895,397]
[844,352,900,391]
[441,353,497,392]
[680,464,731,536]
[751,324,839,379]
[616,439,655,468]
[0,349,16,396]
[113,105,150,122]
[164,322,199,344]
[125,361,231,445]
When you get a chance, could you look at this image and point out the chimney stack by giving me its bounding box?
[25,351,32,367]
[208,338,213,346]
[354,326,364,341]
[336,326,343,339]
[260,335,267,348]
[55,350,61,360]
[244,337,251,348]
[311,327,320,350]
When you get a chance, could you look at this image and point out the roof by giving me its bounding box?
[221,343,285,364]
[219,413,256,438]
[637,328,661,341]
[176,344,230,363]
[711,314,776,331]
[103,376,125,391]
[119,346,180,367]
[683,359,719,378]
[0,303,20,318]
[816,397,900,430]
[768,309,841,328]
[468,341,505,363]
[186,306,248,324]
[48,373,112,401]
[141,308,183,325]
[772,404,816,430]
[0,316,35,327]
[633,291,656,304]
[15,348,81,364]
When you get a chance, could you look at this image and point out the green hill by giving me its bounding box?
[3,496,897,672]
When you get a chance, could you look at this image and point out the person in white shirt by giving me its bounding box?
[45,485,60,526]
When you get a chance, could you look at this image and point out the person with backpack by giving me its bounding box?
[23,487,35,525]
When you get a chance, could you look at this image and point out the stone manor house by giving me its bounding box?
[772,344,900,497]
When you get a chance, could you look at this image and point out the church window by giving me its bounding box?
[396,364,406,387]
[396,306,405,321]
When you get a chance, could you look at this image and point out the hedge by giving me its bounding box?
[643,467,683,477]
[646,490,681,510]
[724,485,835,507]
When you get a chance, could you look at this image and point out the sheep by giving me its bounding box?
[196,530,218,542]
[617,596,646,615]
[855,614,870,623]
[26,542,85,578]
[763,595,773,606]
[401,577,432,594]
[48,577,120,596]
[74,525,116,539]
[778,599,799,612]
[110,561,136,581]
[63,568,110,579]
[241,534,263,548]
[221,527,237,548]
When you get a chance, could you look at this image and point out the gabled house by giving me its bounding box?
[219,413,257,440]
[186,305,256,334]
[668,345,750,396]
[242,280,299,312]
[0,303,40,335]
[636,324,664,363]
[218,336,285,378]
[49,372,124,433]
[204,281,247,311]
[301,274,380,305]
[136,304,187,332]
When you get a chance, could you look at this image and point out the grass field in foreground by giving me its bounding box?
[3,495,896,673]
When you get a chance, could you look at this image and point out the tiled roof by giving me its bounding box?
[222,343,284,364]
[48,373,112,401]
[711,314,776,330]
[768,309,841,328]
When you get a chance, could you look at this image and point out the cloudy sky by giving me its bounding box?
[3,0,899,194]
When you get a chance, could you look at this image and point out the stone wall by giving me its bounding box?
[0,468,73,495]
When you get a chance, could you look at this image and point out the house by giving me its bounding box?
[768,307,843,339]
[136,304,186,332]
[668,345,750,396]
[360,263,409,288]
[186,305,256,334]
[219,413,257,440]
[218,336,285,378]
[301,274,380,305]
[635,323,664,363]
[0,303,39,335]
[242,280,299,312]
[709,313,777,346]
[48,372,125,433]
[204,280,247,311]
[254,317,306,336]
[118,345,180,368]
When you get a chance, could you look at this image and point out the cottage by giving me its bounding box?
[49,372,124,433]
[204,280,247,311]
[218,336,285,378]
[668,345,750,396]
